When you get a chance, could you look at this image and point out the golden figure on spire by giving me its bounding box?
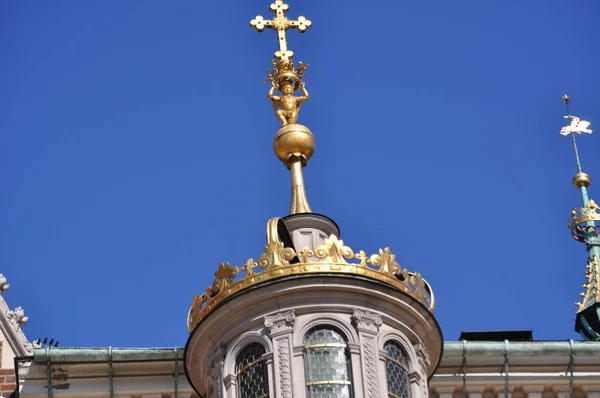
[250,1,315,214]
[267,78,309,125]
[251,1,312,127]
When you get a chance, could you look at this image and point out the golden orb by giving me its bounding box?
[573,172,591,189]
[273,123,315,166]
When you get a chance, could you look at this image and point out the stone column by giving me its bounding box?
[414,342,432,398]
[352,309,383,398]
[206,343,225,398]
[223,373,236,398]
[264,310,295,398]
[588,392,600,398]
[465,384,489,398]
[348,341,365,397]
[523,384,546,398]
[435,385,458,398]
[263,352,275,398]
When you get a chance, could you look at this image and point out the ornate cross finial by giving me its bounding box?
[250,1,312,61]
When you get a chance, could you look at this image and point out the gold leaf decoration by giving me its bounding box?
[569,199,600,229]
[188,218,435,332]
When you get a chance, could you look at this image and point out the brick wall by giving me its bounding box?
[0,369,16,397]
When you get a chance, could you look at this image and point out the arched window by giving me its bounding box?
[384,341,411,398]
[304,328,353,398]
[236,343,269,398]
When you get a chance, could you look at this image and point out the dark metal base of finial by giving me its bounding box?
[575,303,600,341]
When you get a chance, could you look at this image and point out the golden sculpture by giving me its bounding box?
[250,1,312,62]
[268,78,309,125]
[569,199,600,230]
[250,1,315,214]
[187,218,435,331]
[251,1,312,127]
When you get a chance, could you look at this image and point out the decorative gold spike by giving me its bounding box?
[576,257,600,314]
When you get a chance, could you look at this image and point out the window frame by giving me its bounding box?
[383,340,412,398]
[235,342,270,398]
[303,326,355,398]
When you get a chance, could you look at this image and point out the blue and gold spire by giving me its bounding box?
[561,95,600,340]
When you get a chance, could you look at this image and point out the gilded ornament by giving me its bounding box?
[250,1,312,126]
[268,78,309,126]
[576,256,600,312]
[573,172,591,189]
[251,1,315,215]
[569,199,600,230]
[271,15,290,30]
[188,218,435,331]
[250,1,312,62]
[314,236,354,263]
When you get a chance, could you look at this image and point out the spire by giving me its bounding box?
[250,1,314,214]
[561,95,600,340]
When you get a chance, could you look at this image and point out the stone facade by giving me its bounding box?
[185,273,442,398]
[17,353,195,398]
[0,274,32,397]
[0,274,33,370]
[13,342,600,398]
[430,341,600,398]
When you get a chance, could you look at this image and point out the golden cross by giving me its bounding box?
[250,1,312,61]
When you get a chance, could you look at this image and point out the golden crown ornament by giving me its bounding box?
[569,199,600,230]
[187,218,435,331]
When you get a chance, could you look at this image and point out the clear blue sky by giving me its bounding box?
[1,0,599,347]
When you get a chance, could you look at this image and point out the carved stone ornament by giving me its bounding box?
[277,338,293,398]
[207,343,225,370]
[0,274,9,293]
[264,309,295,334]
[414,342,431,368]
[414,342,430,396]
[223,374,236,389]
[363,337,380,398]
[352,309,383,333]
[206,343,225,398]
[409,371,422,384]
[7,306,28,329]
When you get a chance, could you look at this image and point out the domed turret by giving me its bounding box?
[184,2,442,397]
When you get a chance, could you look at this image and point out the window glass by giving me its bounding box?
[304,328,353,398]
[384,342,411,398]
[236,343,269,398]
